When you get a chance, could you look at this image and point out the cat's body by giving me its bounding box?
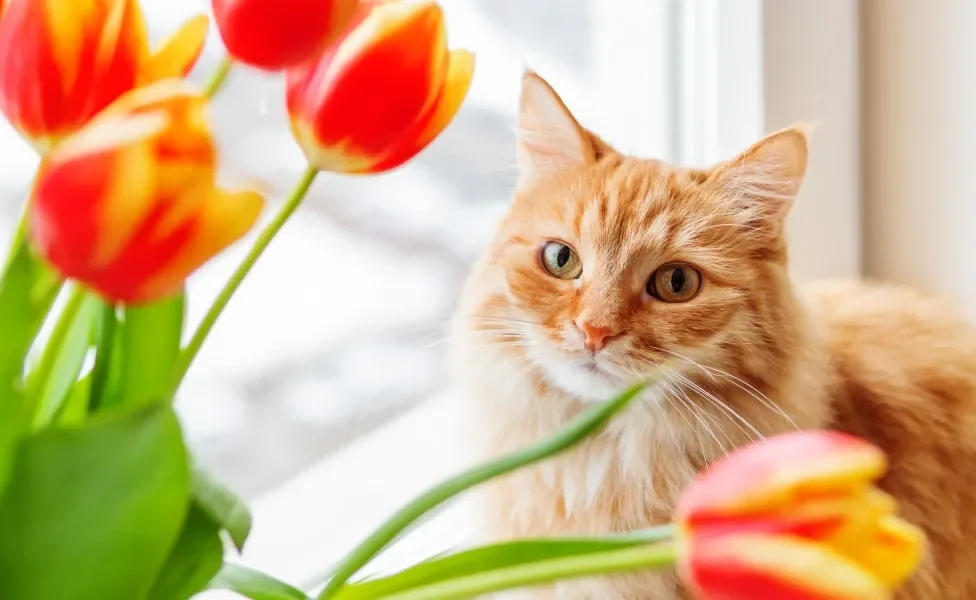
[451,72,976,599]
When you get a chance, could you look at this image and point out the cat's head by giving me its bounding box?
[467,72,810,403]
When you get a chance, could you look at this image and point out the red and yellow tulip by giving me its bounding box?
[212,0,360,71]
[676,431,924,600]
[0,0,208,151]
[29,80,264,303]
[285,0,474,174]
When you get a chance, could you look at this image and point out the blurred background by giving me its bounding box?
[2,0,974,590]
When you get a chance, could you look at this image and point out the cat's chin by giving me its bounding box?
[534,354,634,403]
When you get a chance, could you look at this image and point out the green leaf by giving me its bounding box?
[87,298,119,411]
[317,383,647,599]
[0,243,61,391]
[107,294,185,408]
[52,373,91,426]
[147,504,224,600]
[336,541,677,600]
[0,402,191,600]
[209,564,311,600]
[192,465,253,551]
[335,527,676,600]
[0,241,61,497]
[0,387,25,504]
[28,291,96,429]
[93,309,126,410]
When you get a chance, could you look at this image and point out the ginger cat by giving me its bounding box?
[451,71,976,599]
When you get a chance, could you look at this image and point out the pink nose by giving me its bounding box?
[575,319,623,352]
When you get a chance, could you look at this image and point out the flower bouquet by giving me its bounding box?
[0,0,924,598]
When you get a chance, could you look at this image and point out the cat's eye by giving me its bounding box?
[648,263,701,303]
[540,241,582,279]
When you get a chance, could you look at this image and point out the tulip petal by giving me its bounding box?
[138,187,263,300]
[96,77,202,119]
[0,0,56,145]
[683,534,888,600]
[143,14,208,82]
[38,111,167,274]
[0,0,145,147]
[89,192,202,301]
[30,143,122,279]
[370,48,475,172]
[709,487,898,544]
[833,515,925,589]
[212,0,360,71]
[45,0,119,94]
[678,431,887,524]
[93,139,160,270]
[92,81,217,180]
[302,0,449,163]
[29,77,253,303]
[53,0,147,124]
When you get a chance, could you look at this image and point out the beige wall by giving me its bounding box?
[763,0,976,320]
[762,0,862,282]
[861,0,976,319]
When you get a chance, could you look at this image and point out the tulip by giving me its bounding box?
[286,0,475,174]
[676,431,924,600]
[212,0,360,71]
[28,80,264,303]
[0,0,208,151]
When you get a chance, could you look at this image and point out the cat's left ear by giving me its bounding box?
[708,125,810,226]
[516,70,596,182]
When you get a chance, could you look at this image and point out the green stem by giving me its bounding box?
[328,526,677,599]
[316,383,647,600]
[203,57,234,99]
[366,542,678,600]
[2,206,30,274]
[24,285,86,412]
[174,164,319,388]
[87,298,117,412]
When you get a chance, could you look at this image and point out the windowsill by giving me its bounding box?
[199,390,475,598]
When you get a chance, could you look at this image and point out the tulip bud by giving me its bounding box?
[29,81,263,303]
[0,0,207,151]
[676,431,924,600]
[212,0,360,71]
[286,0,474,174]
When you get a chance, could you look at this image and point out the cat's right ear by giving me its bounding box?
[517,71,595,181]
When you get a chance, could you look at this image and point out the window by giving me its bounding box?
[164,0,682,501]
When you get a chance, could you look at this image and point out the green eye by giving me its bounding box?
[540,241,582,279]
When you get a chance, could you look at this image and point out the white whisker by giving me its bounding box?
[456,315,543,327]
[652,396,681,456]
[661,365,764,443]
[658,377,709,467]
[665,393,706,467]
[666,373,731,458]
[649,345,797,430]
[701,366,798,430]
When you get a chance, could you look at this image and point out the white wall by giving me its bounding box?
[862,0,976,319]
[762,0,862,282]
[682,0,862,282]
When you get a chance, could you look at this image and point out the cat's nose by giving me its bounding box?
[575,319,623,352]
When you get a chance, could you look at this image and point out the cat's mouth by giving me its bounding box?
[582,360,610,376]
[532,350,633,402]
